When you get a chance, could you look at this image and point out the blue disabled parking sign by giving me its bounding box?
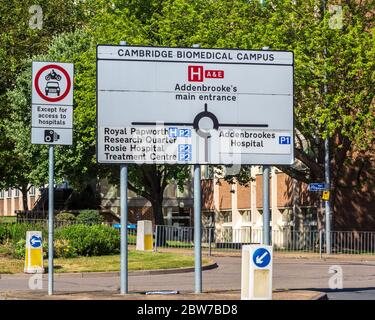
[252,247,271,268]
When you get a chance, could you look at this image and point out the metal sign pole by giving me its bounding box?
[192,43,202,294]
[323,0,331,254]
[118,40,129,295]
[261,46,271,246]
[194,164,202,293]
[120,164,128,294]
[262,165,271,245]
[324,138,331,254]
[322,0,332,255]
[48,145,54,295]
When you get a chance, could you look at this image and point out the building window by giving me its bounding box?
[14,189,20,197]
[7,189,12,198]
[29,186,36,196]
[222,226,233,242]
[0,190,4,199]
[281,208,293,223]
[258,209,272,221]
[240,227,252,243]
[301,207,318,231]
[164,184,177,198]
[203,165,214,179]
[239,210,251,222]
[221,210,232,223]
[163,207,192,227]
[203,211,215,227]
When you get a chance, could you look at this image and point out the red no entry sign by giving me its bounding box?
[32,62,73,105]
[34,64,71,102]
[31,61,74,145]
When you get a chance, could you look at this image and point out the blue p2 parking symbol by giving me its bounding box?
[279,136,291,145]
[178,144,192,161]
[169,127,191,138]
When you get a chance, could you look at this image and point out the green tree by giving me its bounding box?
[65,1,191,226]
[152,0,374,216]
[4,0,374,223]
[3,29,93,209]
[0,0,93,205]
[251,1,375,215]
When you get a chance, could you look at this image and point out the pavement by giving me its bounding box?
[1,253,375,300]
[0,289,326,300]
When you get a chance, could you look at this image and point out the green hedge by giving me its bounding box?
[55,224,120,256]
[1,222,120,258]
[0,224,10,243]
[0,223,47,245]
[55,212,77,222]
[76,210,103,225]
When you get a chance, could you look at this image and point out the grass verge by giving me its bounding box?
[0,250,210,274]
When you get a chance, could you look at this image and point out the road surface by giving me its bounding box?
[1,256,375,299]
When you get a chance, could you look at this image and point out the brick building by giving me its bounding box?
[0,187,40,217]
[200,166,321,243]
[96,166,321,235]
[6,162,372,239]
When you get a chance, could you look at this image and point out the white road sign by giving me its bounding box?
[97,46,294,164]
[31,128,73,145]
[31,61,74,145]
[31,104,73,129]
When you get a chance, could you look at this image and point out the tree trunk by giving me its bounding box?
[21,185,29,211]
[151,198,167,246]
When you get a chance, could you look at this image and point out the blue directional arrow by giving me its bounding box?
[30,235,42,248]
[252,247,271,268]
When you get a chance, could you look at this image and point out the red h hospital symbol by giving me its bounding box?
[188,66,204,82]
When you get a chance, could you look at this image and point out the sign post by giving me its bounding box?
[136,220,153,251]
[48,145,54,295]
[194,164,202,293]
[120,163,128,294]
[262,166,270,245]
[31,61,74,295]
[96,45,294,294]
[308,183,327,192]
[241,245,273,300]
[24,231,44,274]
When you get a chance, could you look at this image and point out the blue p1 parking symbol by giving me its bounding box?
[279,136,291,145]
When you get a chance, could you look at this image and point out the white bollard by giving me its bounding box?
[241,245,273,300]
[24,231,44,274]
[136,220,153,251]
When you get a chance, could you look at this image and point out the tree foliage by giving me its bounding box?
[2,0,374,219]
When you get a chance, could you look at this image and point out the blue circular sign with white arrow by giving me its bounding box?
[252,247,271,268]
[30,235,42,248]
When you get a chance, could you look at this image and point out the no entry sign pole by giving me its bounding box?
[48,145,54,295]
[31,61,74,295]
